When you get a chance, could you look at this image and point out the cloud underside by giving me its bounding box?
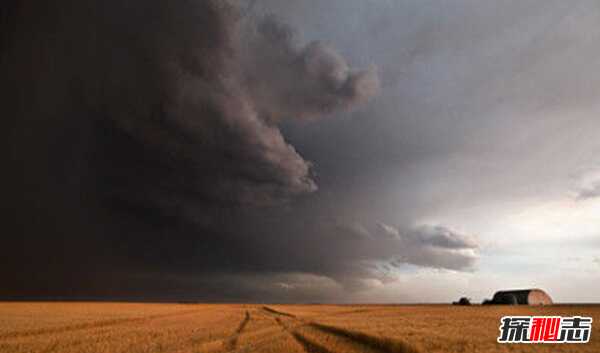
[1,0,480,300]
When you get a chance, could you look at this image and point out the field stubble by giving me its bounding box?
[0,302,598,353]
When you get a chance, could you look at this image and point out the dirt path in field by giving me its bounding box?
[260,306,420,353]
[290,331,335,353]
[271,315,333,353]
[307,322,420,353]
[220,309,300,353]
[262,306,296,318]
[224,311,251,351]
[261,307,346,353]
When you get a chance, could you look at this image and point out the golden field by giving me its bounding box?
[0,302,598,353]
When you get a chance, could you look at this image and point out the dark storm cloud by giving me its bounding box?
[244,16,379,123]
[89,0,378,211]
[269,220,481,294]
[375,223,479,270]
[3,0,511,303]
[229,218,480,296]
[1,0,385,300]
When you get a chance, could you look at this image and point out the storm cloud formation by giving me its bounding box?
[1,0,485,302]
[90,0,378,212]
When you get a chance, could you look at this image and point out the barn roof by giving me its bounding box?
[489,288,553,305]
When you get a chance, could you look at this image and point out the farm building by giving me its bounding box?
[452,297,472,305]
[483,289,553,305]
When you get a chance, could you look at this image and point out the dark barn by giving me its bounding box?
[484,289,553,305]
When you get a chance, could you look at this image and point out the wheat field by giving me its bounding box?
[0,302,597,353]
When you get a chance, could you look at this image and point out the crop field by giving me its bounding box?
[0,302,598,353]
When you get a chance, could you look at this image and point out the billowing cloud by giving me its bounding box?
[243,16,380,123]
[281,221,481,292]
[404,225,479,250]
[6,0,597,303]
[89,0,379,213]
[1,0,379,299]
[375,223,479,271]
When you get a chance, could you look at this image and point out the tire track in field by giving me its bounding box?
[308,323,422,353]
[263,307,334,353]
[220,309,298,353]
[224,311,251,351]
[262,306,296,318]
[290,331,335,353]
[0,309,205,341]
[262,307,421,353]
[226,307,333,353]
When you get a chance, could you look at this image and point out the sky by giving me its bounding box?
[2,0,600,303]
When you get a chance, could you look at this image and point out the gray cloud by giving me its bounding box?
[377,222,401,239]
[4,0,600,303]
[91,0,378,211]
[302,221,479,286]
[375,223,479,271]
[577,182,600,201]
[405,225,479,250]
[243,16,380,123]
[336,221,373,240]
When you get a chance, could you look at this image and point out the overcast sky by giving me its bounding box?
[3,0,600,302]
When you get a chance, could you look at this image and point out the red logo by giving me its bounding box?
[498,316,592,343]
